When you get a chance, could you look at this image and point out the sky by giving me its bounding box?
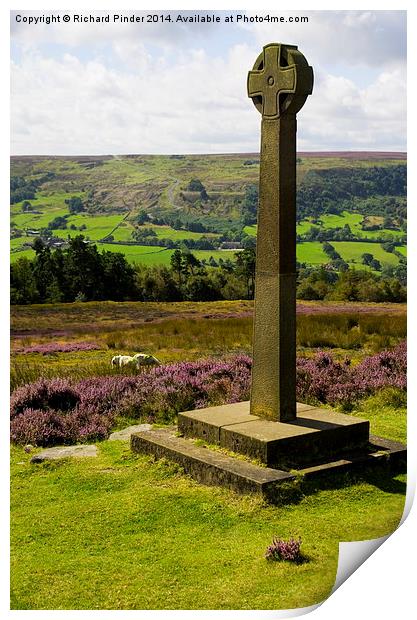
[10,10,407,155]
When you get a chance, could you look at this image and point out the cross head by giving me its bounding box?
[247,44,298,119]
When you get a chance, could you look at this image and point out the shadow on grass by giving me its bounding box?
[266,554,311,566]
[268,466,406,507]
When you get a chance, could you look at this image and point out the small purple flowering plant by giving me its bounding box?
[265,536,303,562]
[14,342,101,355]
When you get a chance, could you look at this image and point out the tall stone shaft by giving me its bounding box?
[250,115,297,422]
[247,43,313,422]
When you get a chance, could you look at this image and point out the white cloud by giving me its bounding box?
[11,44,258,154]
[10,10,406,154]
[243,10,406,69]
[297,65,406,150]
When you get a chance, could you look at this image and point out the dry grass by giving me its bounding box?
[10,302,406,391]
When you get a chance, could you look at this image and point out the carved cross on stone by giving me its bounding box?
[247,45,296,119]
[248,43,313,422]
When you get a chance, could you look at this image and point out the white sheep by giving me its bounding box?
[132,353,161,367]
[111,355,136,368]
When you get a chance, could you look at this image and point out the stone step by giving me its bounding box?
[299,434,407,479]
[130,427,295,499]
[131,427,406,501]
[178,401,370,467]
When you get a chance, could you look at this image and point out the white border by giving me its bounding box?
[3,2,416,619]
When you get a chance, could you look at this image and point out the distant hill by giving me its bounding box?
[10,153,407,270]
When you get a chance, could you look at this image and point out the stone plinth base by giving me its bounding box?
[130,401,406,499]
[178,401,370,468]
[130,426,406,501]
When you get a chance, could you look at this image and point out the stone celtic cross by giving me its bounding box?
[248,43,313,422]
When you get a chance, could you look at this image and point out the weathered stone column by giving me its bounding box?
[248,43,313,422]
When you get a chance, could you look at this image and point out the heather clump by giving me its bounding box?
[10,409,75,446]
[296,353,350,404]
[15,342,101,355]
[10,356,252,446]
[10,378,81,419]
[115,356,252,421]
[265,537,303,563]
[296,341,406,410]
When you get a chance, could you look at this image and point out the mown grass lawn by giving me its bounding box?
[10,423,406,610]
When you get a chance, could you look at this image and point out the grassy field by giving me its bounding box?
[11,190,85,213]
[314,212,405,241]
[50,214,127,241]
[10,238,407,267]
[11,299,406,334]
[10,298,407,609]
[10,439,406,610]
[297,242,328,264]
[10,237,31,250]
[10,247,36,262]
[107,221,135,241]
[145,224,220,241]
[246,212,406,241]
[95,244,235,265]
[332,241,400,266]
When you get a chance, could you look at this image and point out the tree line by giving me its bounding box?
[10,173,56,204]
[11,236,406,305]
[297,165,406,220]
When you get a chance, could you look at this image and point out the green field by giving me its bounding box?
[10,237,407,269]
[296,220,314,235]
[243,225,257,236]
[146,224,220,241]
[109,221,136,241]
[96,243,172,264]
[332,242,400,266]
[10,247,36,262]
[58,214,126,241]
[297,242,328,264]
[245,212,406,241]
[10,240,236,266]
[93,244,235,265]
[11,191,85,225]
[318,211,363,229]
[319,212,405,240]
[11,237,30,250]
[11,207,69,230]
